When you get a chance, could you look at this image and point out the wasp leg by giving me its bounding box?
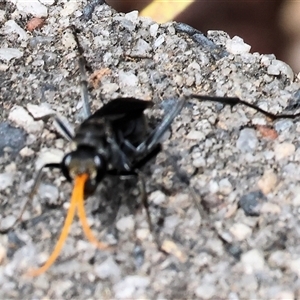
[53,115,74,142]
[107,144,162,177]
[136,171,163,249]
[0,163,61,233]
[191,94,300,120]
[137,98,186,153]
[165,150,207,220]
[69,25,91,118]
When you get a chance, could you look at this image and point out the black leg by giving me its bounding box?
[53,116,74,141]
[107,144,162,177]
[0,163,62,233]
[137,98,186,153]
[164,150,207,221]
[69,25,91,118]
[136,171,162,249]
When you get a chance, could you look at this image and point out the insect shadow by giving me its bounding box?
[5,26,300,276]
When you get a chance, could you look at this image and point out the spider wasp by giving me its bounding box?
[8,26,300,276]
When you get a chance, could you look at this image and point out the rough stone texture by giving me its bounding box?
[1,1,300,299]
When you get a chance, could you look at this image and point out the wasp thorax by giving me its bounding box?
[62,146,106,184]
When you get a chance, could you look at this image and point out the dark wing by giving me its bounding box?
[77,98,153,150]
[87,98,153,122]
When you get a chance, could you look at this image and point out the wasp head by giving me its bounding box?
[62,146,106,195]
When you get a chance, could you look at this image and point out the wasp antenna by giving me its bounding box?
[76,174,110,250]
[191,94,300,120]
[25,174,84,276]
[69,26,91,118]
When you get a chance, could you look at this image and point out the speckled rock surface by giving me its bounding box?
[1,1,300,299]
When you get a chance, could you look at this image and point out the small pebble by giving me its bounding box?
[219,178,233,195]
[116,17,135,31]
[124,10,139,23]
[274,142,295,160]
[268,250,290,269]
[173,193,190,209]
[238,274,259,292]
[239,191,266,216]
[0,122,26,155]
[52,280,73,298]
[236,128,258,152]
[206,238,225,257]
[26,103,54,119]
[274,119,294,133]
[150,23,159,37]
[193,252,213,268]
[195,284,216,299]
[209,180,219,194]
[135,228,150,240]
[164,215,180,235]
[62,31,77,49]
[267,59,294,81]
[39,0,55,5]
[0,215,17,231]
[154,35,165,48]
[188,61,201,71]
[118,70,139,87]
[5,163,16,173]
[257,169,278,194]
[0,48,23,62]
[14,0,48,17]
[101,82,119,94]
[131,39,151,56]
[149,190,166,205]
[229,223,252,241]
[0,10,5,22]
[94,257,121,281]
[0,173,14,190]
[8,106,43,134]
[241,249,265,273]
[60,1,79,17]
[35,148,64,170]
[116,215,135,232]
[193,156,206,168]
[161,240,187,263]
[19,147,34,157]
[186,130,205,140]
[113,275,150,299]
[0,244,6,264]
[289,258,300,277]
[37,183,59,204]
[33,276,50,290]
[256,125,278,140]
[274,291,294,300]
[4,20,28,41]
[226,36,251,54]
[292,187,300,206]
[260,202,281,214]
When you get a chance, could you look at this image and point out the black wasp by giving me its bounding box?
[9,26,300,276]
[21,26,185,276]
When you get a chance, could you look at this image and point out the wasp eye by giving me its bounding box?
[94,154,106,182]
[61,153,73,181]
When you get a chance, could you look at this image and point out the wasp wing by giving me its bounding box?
[87,98,153,122]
